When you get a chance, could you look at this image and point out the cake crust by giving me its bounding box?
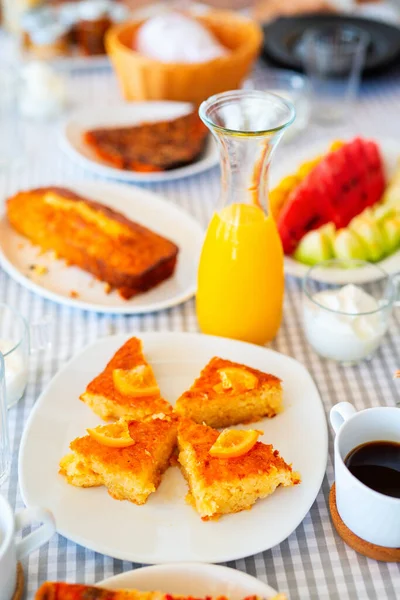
[84,111,209,172]
[175,357,283,428]
[35,583,268,600]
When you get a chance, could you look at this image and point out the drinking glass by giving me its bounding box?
[302,259,399,365]
[0,353,10,486]
[302,25,368,124]
[0,305,29,409]
[0,68,23,169]
[245,71,310,141]
[0,304,51,408]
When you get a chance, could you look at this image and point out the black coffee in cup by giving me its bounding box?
[344,441,400,498]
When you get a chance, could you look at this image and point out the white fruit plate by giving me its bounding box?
[271,138,400,284]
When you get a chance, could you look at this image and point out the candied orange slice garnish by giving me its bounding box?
[209,429,262,458]
[87,419,135,448]
[113,365,160,397]
[213,367,258,394]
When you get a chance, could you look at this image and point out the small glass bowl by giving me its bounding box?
[302,259,398,366]
[244,70,310,141]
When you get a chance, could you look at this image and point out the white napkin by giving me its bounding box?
[135,12,227,64]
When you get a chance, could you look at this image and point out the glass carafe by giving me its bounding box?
[197,90,295,345]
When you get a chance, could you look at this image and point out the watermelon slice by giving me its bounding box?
[277,179,336,255]
[277,138,385,255]
[363,140,386,206]
[336,138,369,224]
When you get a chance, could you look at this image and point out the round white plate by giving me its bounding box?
[19,332,328,564]
[98,563,278,598]
[60,102,219,182]
[0,181,203,314]
[270,138,400,284]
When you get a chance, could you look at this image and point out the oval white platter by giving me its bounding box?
[19,332,328,564]
[98,563,278,598]
[270,138,400,284]
[0,181,203,314]
[60,101,219,183]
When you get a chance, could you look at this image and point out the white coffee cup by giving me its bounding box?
[0,494,56,600]
[330,402,400,548]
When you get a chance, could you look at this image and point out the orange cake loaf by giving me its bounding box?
[84,111,209,172]
[177,419,300,520]
[175,357,283,428]
[59,414,178,505]
[36,583,283,600]
[80,337,172,420]
[6,187,179,300]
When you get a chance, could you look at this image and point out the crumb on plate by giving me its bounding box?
[29,264,48,276]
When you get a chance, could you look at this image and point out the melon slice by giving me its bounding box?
[293,225,334,266]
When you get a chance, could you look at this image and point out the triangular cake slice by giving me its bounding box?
[177,419,300,520]
[80,337,172,420]
[175,357,282,428]
[59,414,178,505]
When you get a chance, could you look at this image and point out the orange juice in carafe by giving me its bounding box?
[196,90,295,345]
[197,203,284,345]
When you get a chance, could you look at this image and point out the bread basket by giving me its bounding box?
[105,10,263,105]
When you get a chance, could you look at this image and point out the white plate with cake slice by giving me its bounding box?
[60,101,219,183]
[19,332,328,564]
[0,181,203,314]
[98,563,278,598]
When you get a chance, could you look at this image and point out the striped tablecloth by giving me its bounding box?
[1,62,400,600]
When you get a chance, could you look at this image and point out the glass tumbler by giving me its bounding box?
[0,68,23,169]
[302,259,399,366]
[0,304,51,408]
[245,70,310,141]
[0,305,29,409]
[302,25,368,124]
[0,353,10,486]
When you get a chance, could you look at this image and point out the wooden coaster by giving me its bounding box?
[12,562,24,600]
[329,483,400,562]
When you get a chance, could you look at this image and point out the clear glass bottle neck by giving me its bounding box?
[212,129,284,215]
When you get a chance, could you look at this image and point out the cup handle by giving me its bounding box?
[29,316,52,353]
[330,402,357,434]
[14,507,56,560]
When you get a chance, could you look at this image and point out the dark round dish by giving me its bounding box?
[262,14,400,74]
